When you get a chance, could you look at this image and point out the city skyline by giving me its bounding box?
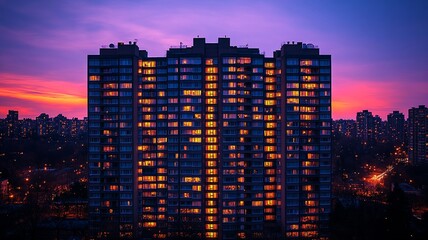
[1,0,427,119]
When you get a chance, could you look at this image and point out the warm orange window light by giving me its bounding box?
[206,129,217,135]
[252,201,263,206]
[264,100,276,106]
[103,91,118,96]
[191,129,202,135]
[206,161,217,167]
[206,75,218,81]
[143,69,155,74]
[206,83,217,89]
[206,208,218,214]
[142,61,156,67]
[206,216,217,221]
[205,59,215,65]
[206,169,218,175]
[205,67,218,73]
[266,69,275,75]
[183,121,193,127]
[206,232,218,238]
[206,137,217,143]
[206,192,218,198]
[89,75,100,81]
[206,224,218,230]
[183,90,201,96]
[206,145,218,151]
[189,137,201,143]
[142,76,156,82]
[207,177,218,183]
[103,146,115,152]
[302,83,318,89]
[264,62,274,68]
[206,98,217,104]
[206,153,218,159]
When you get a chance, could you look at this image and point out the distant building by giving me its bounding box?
[408,105,428,165]
[333,119,357,138]
[387,111,405,145]
[36,113,52,136]
[6,110,19,138]
[88,38,332,239]
[373,115,386,143]
[53,114,68,137]
[356,110,374,144]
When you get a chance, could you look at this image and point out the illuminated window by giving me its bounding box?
[206,83,217,89]
[182,90,201,96]
[266,69,275,75]
[142,61,156,67]
[264,62,274,68]
[206,153,218,159]
[206,145,218,151]
[206,232,218,238]
[302,83,318,89]
[183,121,193,127]
[206,192,218,198]
[264,100,276,106]
[206,169,217,175]
[265,77,275,83]
[189,137,202,143]
[287,91,299,97]
[206,75,218,81]
[206,98,217,104]
[206,208,218,214]
[205,59,215,65]
[89,75,100,81]
[143,69,155,74]
[205,224,218,230]
[103,91,118,96]
[205,67,218,73]
[207,161,217,167]
[206,121,217,127]
[206,137,217,143]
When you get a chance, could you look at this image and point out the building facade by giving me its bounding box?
[387,111,405,146]
[356,110,374,144]
[88,43,146,238]
[88,38,332,239]
[408,105,428,166]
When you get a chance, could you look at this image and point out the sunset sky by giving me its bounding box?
[0,0,427,119]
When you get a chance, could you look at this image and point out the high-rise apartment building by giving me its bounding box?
[88,38,331,239]
[356,110,374,144]
[387,111,405,145]
[88,42,147,238]
[408,105,428,166]
[276,43,332,238]
[6,110,18,137]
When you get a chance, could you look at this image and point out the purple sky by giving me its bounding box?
[0,0,427,119]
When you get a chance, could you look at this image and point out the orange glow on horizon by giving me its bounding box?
[0,73,86,118]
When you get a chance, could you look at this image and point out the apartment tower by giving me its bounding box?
[88,38,332,239]
[408,105,428,166]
